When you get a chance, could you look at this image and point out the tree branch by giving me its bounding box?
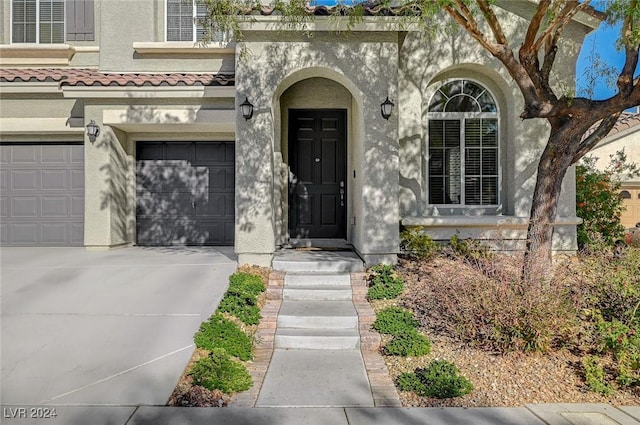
[617,0,640,95]
[442,2,500,55]
[571,113,621,164]
[532,1,589,53]
[476,0,508,45]
[521,0,551,55]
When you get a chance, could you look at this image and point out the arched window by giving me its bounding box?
[427,79,499,206]
[620,190,631,199]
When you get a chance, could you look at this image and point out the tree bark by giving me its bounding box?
[522,129,578,282]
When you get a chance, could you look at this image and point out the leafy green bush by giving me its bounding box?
[384,330,432,356]
[228,272,266,298]
[217,295,261,325]
[373,307,419,335]
[194,314,253,361]
[189,348,252,393]
[576,151,639,249]
[582,355,612,395]
[396,360,473,398]
[400,228,438,259]
[367,264,404,300]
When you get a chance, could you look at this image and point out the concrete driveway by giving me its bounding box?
[1,246,236,406]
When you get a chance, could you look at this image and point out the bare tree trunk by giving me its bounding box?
[522,131,577,282]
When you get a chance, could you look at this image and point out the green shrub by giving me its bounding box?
[217,295,261,325]
[396,360,473,398]
[367,264,404,300]
[400,228,438,259]
[449,235,492,261]
[384,330,432,357]
[373,307,419,335]
[582,356,613,395]
[396,372,425,393]
[576,151,639,249]
[194,314,253,361]
[189,348,252,393]
[228,272,266,298]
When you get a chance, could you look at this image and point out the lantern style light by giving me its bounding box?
[380,97,394,120]
[86,120,100,142]
[240,97,254,120]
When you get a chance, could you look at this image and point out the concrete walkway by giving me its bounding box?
[1,404,639,425]
[1,246,236,406]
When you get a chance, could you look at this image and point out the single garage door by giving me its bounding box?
[0,143,84,246]
[136,141,235,246]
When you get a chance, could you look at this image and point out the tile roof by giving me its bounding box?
[0,68,234,87]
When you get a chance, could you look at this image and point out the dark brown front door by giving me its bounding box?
[289,109,347,239]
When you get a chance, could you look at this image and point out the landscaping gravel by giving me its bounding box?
[376,258,640,408]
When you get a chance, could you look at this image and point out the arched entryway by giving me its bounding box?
[274,74,361,246]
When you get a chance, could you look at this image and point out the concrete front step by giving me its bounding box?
[283,285,352,301]
[285,272,351,287]
[275,328,361,349]
[278,301,358,329]
[272,251,364,272]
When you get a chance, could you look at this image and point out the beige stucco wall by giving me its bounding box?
[235,30,400,266]
[397,11,584,251]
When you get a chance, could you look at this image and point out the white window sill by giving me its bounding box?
[402,216,582,228]
[132,42,235,55]
[0,44,98,66]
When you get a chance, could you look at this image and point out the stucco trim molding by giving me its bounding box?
[61,85,235,99]
[0,118,84,134]
[0,44,85,66]
[132,42,235,55]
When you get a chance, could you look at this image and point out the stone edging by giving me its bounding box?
[351,272,402,407]
[230,271,283,407]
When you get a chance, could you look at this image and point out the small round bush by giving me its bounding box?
[194,314,253,360]
[367,265,404,300]
[414,360,473,398]
[373,307,419,335]
[384,330,432,357]
[189,348,252,394]
[396,372,425,393]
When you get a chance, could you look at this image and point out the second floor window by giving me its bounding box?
[166,0,228,43]
[166,0,207,42]
[12,0,64,43]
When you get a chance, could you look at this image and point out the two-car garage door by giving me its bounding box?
[0,144,84,246]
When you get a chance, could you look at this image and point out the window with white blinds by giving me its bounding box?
[427,80,499,206]
[166,0,229,42]
[12,0,64,43]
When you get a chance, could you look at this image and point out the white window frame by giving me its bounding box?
[10,0,66,44]
[165,0,231,43]
[426,78,502,209]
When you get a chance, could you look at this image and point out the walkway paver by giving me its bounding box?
[527,403,640,425]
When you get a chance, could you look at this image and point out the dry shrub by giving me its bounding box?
[400,255,579,353]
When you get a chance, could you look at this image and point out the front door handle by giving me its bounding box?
[192,200,196,209]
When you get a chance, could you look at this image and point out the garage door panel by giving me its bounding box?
[42,145,68,163]
[11,223,39,244]
[136,141,235,246]
[12,170,38,190]
[11,146,38,163]
[41,197,69,217]
[12,197,38,217]
[41,170,67,190]
[0,169,8,191]
[41,223,67,243]
[0,144,84,246]
[71,170,84,189]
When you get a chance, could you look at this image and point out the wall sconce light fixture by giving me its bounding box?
[86,120,100,142]
[380,97,394,120]
[240,97,254,120]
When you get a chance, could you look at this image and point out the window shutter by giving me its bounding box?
[66,0,94,41]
